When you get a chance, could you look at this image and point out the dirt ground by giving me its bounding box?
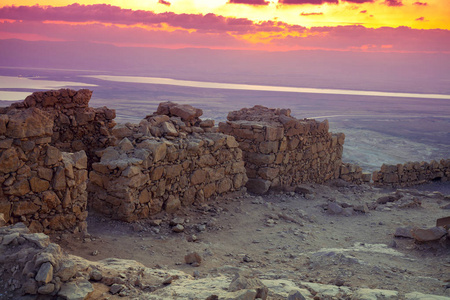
[51,180,450,298]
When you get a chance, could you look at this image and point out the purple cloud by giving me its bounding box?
[384,0,403,6]
[158,0,171,6]
[341,0,374,3]
[300,12,323,16]
[278,0,338,5]
[228,0,270,5]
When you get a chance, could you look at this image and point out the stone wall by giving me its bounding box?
[3,89,117,166]
[0,107,88,233]
[219,106,345,193]
[88,102,248,221]
[339,163,372,184]
[372,159,450,187]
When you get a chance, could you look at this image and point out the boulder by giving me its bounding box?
[169,104,203,121]
[246,179,271,194]
[412,227,447,242]
[58,279,94,300]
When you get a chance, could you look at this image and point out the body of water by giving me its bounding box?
[85,75,450,100]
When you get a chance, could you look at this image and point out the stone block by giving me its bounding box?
[0,148,20,173]
[265,126,284,141]
[6,108,53,138]
[137,140,167,162]
[246,178,271,194]
[191,169,208,185]
[411,227,447,242]
[169,103,203,121]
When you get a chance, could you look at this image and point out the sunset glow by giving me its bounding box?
[0,0,449,52]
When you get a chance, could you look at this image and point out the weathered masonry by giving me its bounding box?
[1,89,448,232]
[88,103,247,221]
[373,159,450,187]
[219,106,359,193]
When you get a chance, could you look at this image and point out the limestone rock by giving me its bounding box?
[327,202,343,214]
[246,179,271,195]
[23,233,50,248]
[38,283,55,295]
[161,121,178,136]
[185,252,202,266]
[411,227,447,242]
[46,145,62,165]
[288,291,306,300]
[169,103,203,121]
[165,196,181,213]
[57,260,78,282]
[0,148,20,173]
[58,279,94,300]
[394,227,414,239]
[6,108,53,138]
[228,273,268,300]
[35,262,53,284]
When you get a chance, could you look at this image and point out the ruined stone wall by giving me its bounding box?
[372,159,450,187]
[4,89,117,166]
[0,108,88,233]
[88,102,248,221]
[339,163,372,184]
[219,106,345,193]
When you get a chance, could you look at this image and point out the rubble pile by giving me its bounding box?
[0,223,95,299]
[373,159,450,187]
[219,105,352,193]
[88,102,248,221]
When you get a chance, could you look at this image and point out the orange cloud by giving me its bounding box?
[0,4,449,53]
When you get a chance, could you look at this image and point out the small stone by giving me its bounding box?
[170,218,184,226]
[38,283,55,295]
[388,240,397,248]
[90,269,103,281]
[342,207,354,217]
[327,202,343,214]
[163,276,174,285]
[91,250,99,256]
[149,219,162,226]
[288,290,306,300]
[394,227,413,239]
[110,284,124,294]
[197,224,206,232]
[243,254,253,263]
[185,252,202,265]
[172,224,184,233]
[22,279,38,295]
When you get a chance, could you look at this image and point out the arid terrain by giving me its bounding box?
[51,180,450,299]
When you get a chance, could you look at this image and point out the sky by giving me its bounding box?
[0,0,449,52]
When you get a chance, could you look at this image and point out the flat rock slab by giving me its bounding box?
[58,279,93,300]
[411,227,447,242]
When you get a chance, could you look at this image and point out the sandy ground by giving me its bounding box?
[51,180,450,298]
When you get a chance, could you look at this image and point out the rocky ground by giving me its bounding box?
[35,180,450,300]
